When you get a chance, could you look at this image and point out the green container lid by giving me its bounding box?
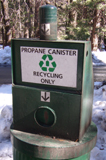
[39,4,57,23]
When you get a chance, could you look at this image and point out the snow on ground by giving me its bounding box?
[92,49,106,66]
[0,46,106,159]
[90,84,106,160]
[0,85,12,160]
[0,46,11,66]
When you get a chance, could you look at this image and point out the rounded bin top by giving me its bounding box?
[39,4,57,21]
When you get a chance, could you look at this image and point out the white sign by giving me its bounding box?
[20,46,78,88]
[41,91,50,102]
[41,23,50,35]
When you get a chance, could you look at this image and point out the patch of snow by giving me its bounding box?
[90,85,106,160]
[0,85,12,112]
[0,46,11,65]
[0,85,13,160]
[0,106,13,141]
[92,49,106,66]
[94,82,103,89]
[0,141,13,158]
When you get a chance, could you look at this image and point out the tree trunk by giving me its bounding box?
[66,7,77,36]
[91,9,100,51]
[68,0,73,5]
[18,0,22,38]
[2,27,4,48]
[69,10,77,28]
[1,0,11,46]
[104,36,106,51]
[26,0,34,38]
[34,0,44,38]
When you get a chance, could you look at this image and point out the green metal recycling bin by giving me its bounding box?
[11,39,94,140]
[10,38,97,160]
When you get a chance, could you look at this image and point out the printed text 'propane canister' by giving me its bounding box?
[39,3,57,40]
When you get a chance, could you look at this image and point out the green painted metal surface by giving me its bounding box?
[39,4,57,40]
[11,38,94,141]
[13,147,90,160]
[10,122,97,160]
[79,42,94,139]
[12,85,81,141]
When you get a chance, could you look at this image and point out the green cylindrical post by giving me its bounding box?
[39,3,57,40]
[11,122,97,160]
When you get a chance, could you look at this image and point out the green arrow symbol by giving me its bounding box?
[42,55,47,60]
[52,61,56,68]
[48,55,53,60]
[39,61,44,67]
